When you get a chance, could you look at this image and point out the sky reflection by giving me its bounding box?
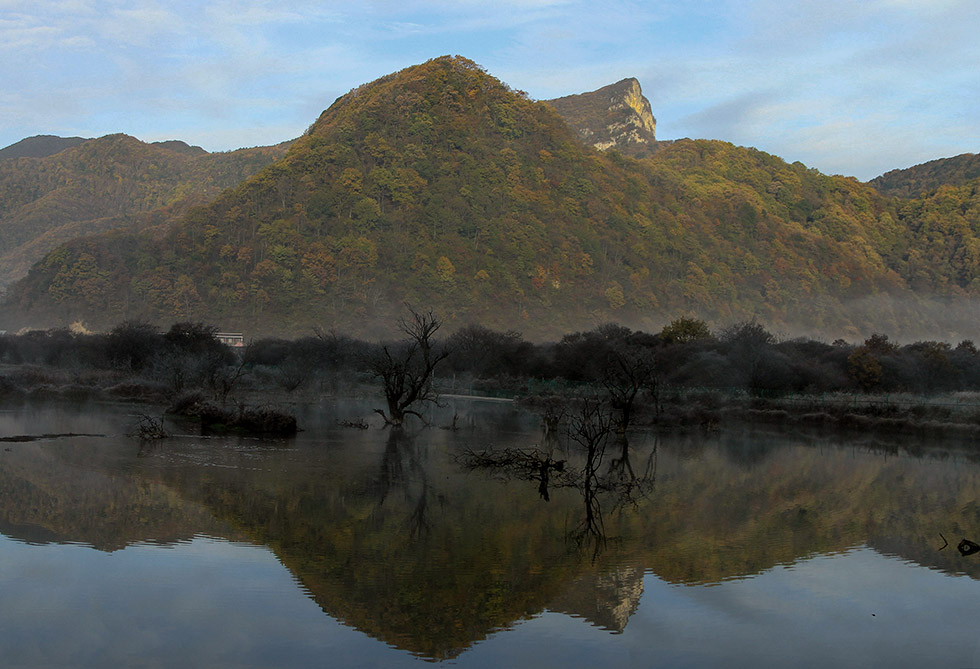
[0,535,414,667]
[3,537,979,668]
[620,548,980,668]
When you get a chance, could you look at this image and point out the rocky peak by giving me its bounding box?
[545,78,657,155]
[548,564,646,632]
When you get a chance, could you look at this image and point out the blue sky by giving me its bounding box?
[2,0,977,180]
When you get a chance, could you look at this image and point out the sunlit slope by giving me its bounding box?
[871,152,980,198]
[0,134,288,288]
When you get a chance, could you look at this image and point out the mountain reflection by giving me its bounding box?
[2,404,980,660]
[0,435,232,550]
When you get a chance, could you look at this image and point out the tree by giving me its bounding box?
[718,320,778,390]
[445,324,532,378]
[660,317,712,345]
[371,308,451,426]
[552,323,633,382]
[601,340,658,432]
[105,320,160,374]
[156,322,233,394]
[848,347,883,392]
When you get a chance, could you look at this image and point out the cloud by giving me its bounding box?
[0,16,62,52]
[1,0,978,177]
[611,0,980,178]
[204,3,312,26]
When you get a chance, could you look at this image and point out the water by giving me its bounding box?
[1,399,980,667]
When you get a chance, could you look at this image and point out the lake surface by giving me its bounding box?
[2,398,980,667]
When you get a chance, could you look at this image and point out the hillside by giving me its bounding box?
[889,177,980,292]
[0,135,290,288]
[0,135,88,160]
[870,152,980,198]
[5,56,980,339]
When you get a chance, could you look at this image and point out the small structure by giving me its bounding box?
[215,332,245,347]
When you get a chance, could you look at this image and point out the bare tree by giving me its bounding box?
[372,308,450,426]
[567,398,614,560]
[601,342,658,432]
[208,342,252,405]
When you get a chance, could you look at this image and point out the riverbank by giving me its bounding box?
[632,388,980,440]
[5,361,980,440]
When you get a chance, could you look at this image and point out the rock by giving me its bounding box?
[545,78,657,155]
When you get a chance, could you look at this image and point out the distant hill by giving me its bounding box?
[0,134,290,288]
[150,140,208,156]
[870,153,980,198]
[545,78,657,157]
[887,173,980,293]
[9,55,950,340]
[0,135,88,160]
[867,154,980,298]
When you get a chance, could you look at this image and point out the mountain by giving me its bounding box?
[0,135,88,160]
[545,78,657,156]
[888,175,980,292]
[4,55,980,339]
[0,134,290,288]
[149,139,209,156]
[870,152,980,198]
[863,152,980,303]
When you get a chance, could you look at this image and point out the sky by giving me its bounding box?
[1,0,978,180]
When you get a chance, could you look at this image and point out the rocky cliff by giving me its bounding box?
[545,78,657,155]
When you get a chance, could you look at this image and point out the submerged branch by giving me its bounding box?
[457,447,573,499]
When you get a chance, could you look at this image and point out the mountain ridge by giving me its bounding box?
[4,56,980,339]
[0,135,89,161]
[0,133,290,289]
[870,152,980,198]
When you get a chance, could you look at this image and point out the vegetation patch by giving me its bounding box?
[6,314,980,441]
[167,395,297,436]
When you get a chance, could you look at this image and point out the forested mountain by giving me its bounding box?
[871,153,980,198]
[0,135,289,288]
[3,55,980,339]
[889,177,980,293]
[0,135,88,160]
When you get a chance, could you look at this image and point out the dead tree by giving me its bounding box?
[372,308,450,426]
[601,342,658,433]
[567,398,614,557]
[458,447,569,501]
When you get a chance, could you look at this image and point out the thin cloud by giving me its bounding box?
[0,0,977,177]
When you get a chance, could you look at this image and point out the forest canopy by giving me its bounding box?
[4,57,980,341]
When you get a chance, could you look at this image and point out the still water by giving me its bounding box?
[1,399,980,667]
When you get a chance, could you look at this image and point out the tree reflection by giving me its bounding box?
[567,399,612,558]
[605,433,658,513]
[460,398,657,560]
[376,428,410,506]
[375,428,433,538]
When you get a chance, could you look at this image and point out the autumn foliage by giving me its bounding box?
[6,57,980,341]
